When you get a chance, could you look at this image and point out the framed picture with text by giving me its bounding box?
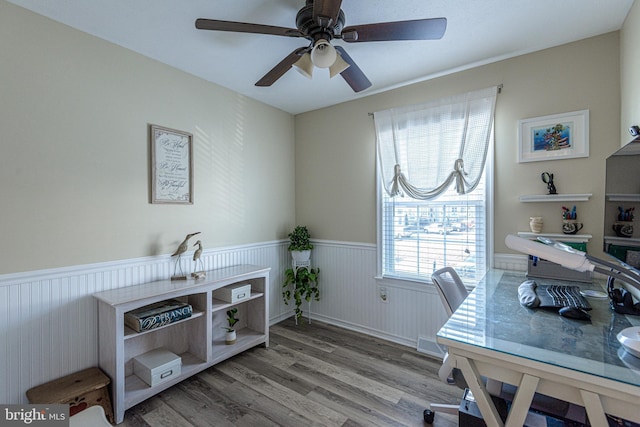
[518,109,589,163]
[150,124,193,204]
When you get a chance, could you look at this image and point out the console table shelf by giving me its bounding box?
[210,328,265,363]
[94,264,270,424]
[123,351,206,409]
[123,310,205,339]
[212,291,264,312]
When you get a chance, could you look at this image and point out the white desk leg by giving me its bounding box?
[580,390,608,427]
[505,374,539,427]
[456,355,504,427]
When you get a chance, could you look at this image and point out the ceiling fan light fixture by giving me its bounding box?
[310,39,337,68]
[292,52,314,79]
[329,53,350,78]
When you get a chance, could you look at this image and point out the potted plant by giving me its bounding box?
[223,308,238,345]
[288,226,313,262]
[282,266,320,322]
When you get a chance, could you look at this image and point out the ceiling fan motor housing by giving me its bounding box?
[296,2,345,42]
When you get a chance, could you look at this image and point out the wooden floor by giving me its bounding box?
[120,318,460,426]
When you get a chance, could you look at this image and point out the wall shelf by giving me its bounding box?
[519,194,592,203]
[517,232,592,244]
[604,235,640,245]
[606,194,640,202]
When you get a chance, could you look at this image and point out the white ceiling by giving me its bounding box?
[7,0,635,115]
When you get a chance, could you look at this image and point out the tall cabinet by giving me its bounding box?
[93,264,270,424]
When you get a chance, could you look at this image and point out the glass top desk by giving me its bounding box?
[437,269,640,427]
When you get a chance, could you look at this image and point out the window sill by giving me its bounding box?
[375,274,477,293]
[374,275,435,292]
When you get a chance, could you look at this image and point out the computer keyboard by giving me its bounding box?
[538,285,592,310]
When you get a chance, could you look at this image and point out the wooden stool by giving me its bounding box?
[26,367,114,424]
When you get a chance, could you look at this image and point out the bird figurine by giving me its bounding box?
[192,240,205,278]
[171,232,200,279]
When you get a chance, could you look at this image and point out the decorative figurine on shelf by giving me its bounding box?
[191,240,205,279]
[561,206,577,220]
[613,206,635,237]
[541,172,557,195]
[171,232,201,280]
[561,205,583,234]
[617,206,635,222]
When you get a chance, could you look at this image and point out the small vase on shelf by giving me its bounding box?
[529,217,543,233]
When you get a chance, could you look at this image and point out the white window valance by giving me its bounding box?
[374,86,498,200]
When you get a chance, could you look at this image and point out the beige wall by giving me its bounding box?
[295,32,623,257]
[621,0,640,146]
[0,2,296,274]
[3,0,636,275]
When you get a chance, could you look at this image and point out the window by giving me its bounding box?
[379,164,490,284]
[375,87,496,285]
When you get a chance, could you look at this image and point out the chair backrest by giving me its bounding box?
[431,267,469,317]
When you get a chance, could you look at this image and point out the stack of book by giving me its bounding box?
[125,299,192,332]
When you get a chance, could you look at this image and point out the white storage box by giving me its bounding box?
[213,283,251,303]
[133,348,181,387]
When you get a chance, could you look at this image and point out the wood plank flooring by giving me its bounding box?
[119,318,460,426]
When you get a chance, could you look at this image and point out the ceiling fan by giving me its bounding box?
[195,0,446,92]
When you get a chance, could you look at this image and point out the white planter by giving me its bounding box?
[291,250,311,262]
[225,330,236,345]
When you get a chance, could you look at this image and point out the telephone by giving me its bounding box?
[608,277,640,315]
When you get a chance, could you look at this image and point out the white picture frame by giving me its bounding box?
[518,109,589,163]
[150,124,193,204]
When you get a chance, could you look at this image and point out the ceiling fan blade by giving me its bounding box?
[334,46,371,93]
[195,19,304,38]
[255,47,308,87]
[341,18,447,42]
[313,0,343,27]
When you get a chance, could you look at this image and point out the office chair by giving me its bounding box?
[429,267,470,385]
[425,267,499,423]
[425,267,578,425]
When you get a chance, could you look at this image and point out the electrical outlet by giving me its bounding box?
[378,286,389,303]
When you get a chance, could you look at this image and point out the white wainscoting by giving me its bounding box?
[494,253,528,271]
[0,241,289,405]
[1,239,475,405]
[292,240,450,355]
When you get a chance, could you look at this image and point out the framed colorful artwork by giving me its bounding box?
[518,110,589,163]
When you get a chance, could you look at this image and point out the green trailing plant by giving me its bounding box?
[282,267,320,321]
[288,226,313,251]
[223,308,238,332]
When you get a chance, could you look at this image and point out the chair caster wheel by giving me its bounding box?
[423,409,435,424]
